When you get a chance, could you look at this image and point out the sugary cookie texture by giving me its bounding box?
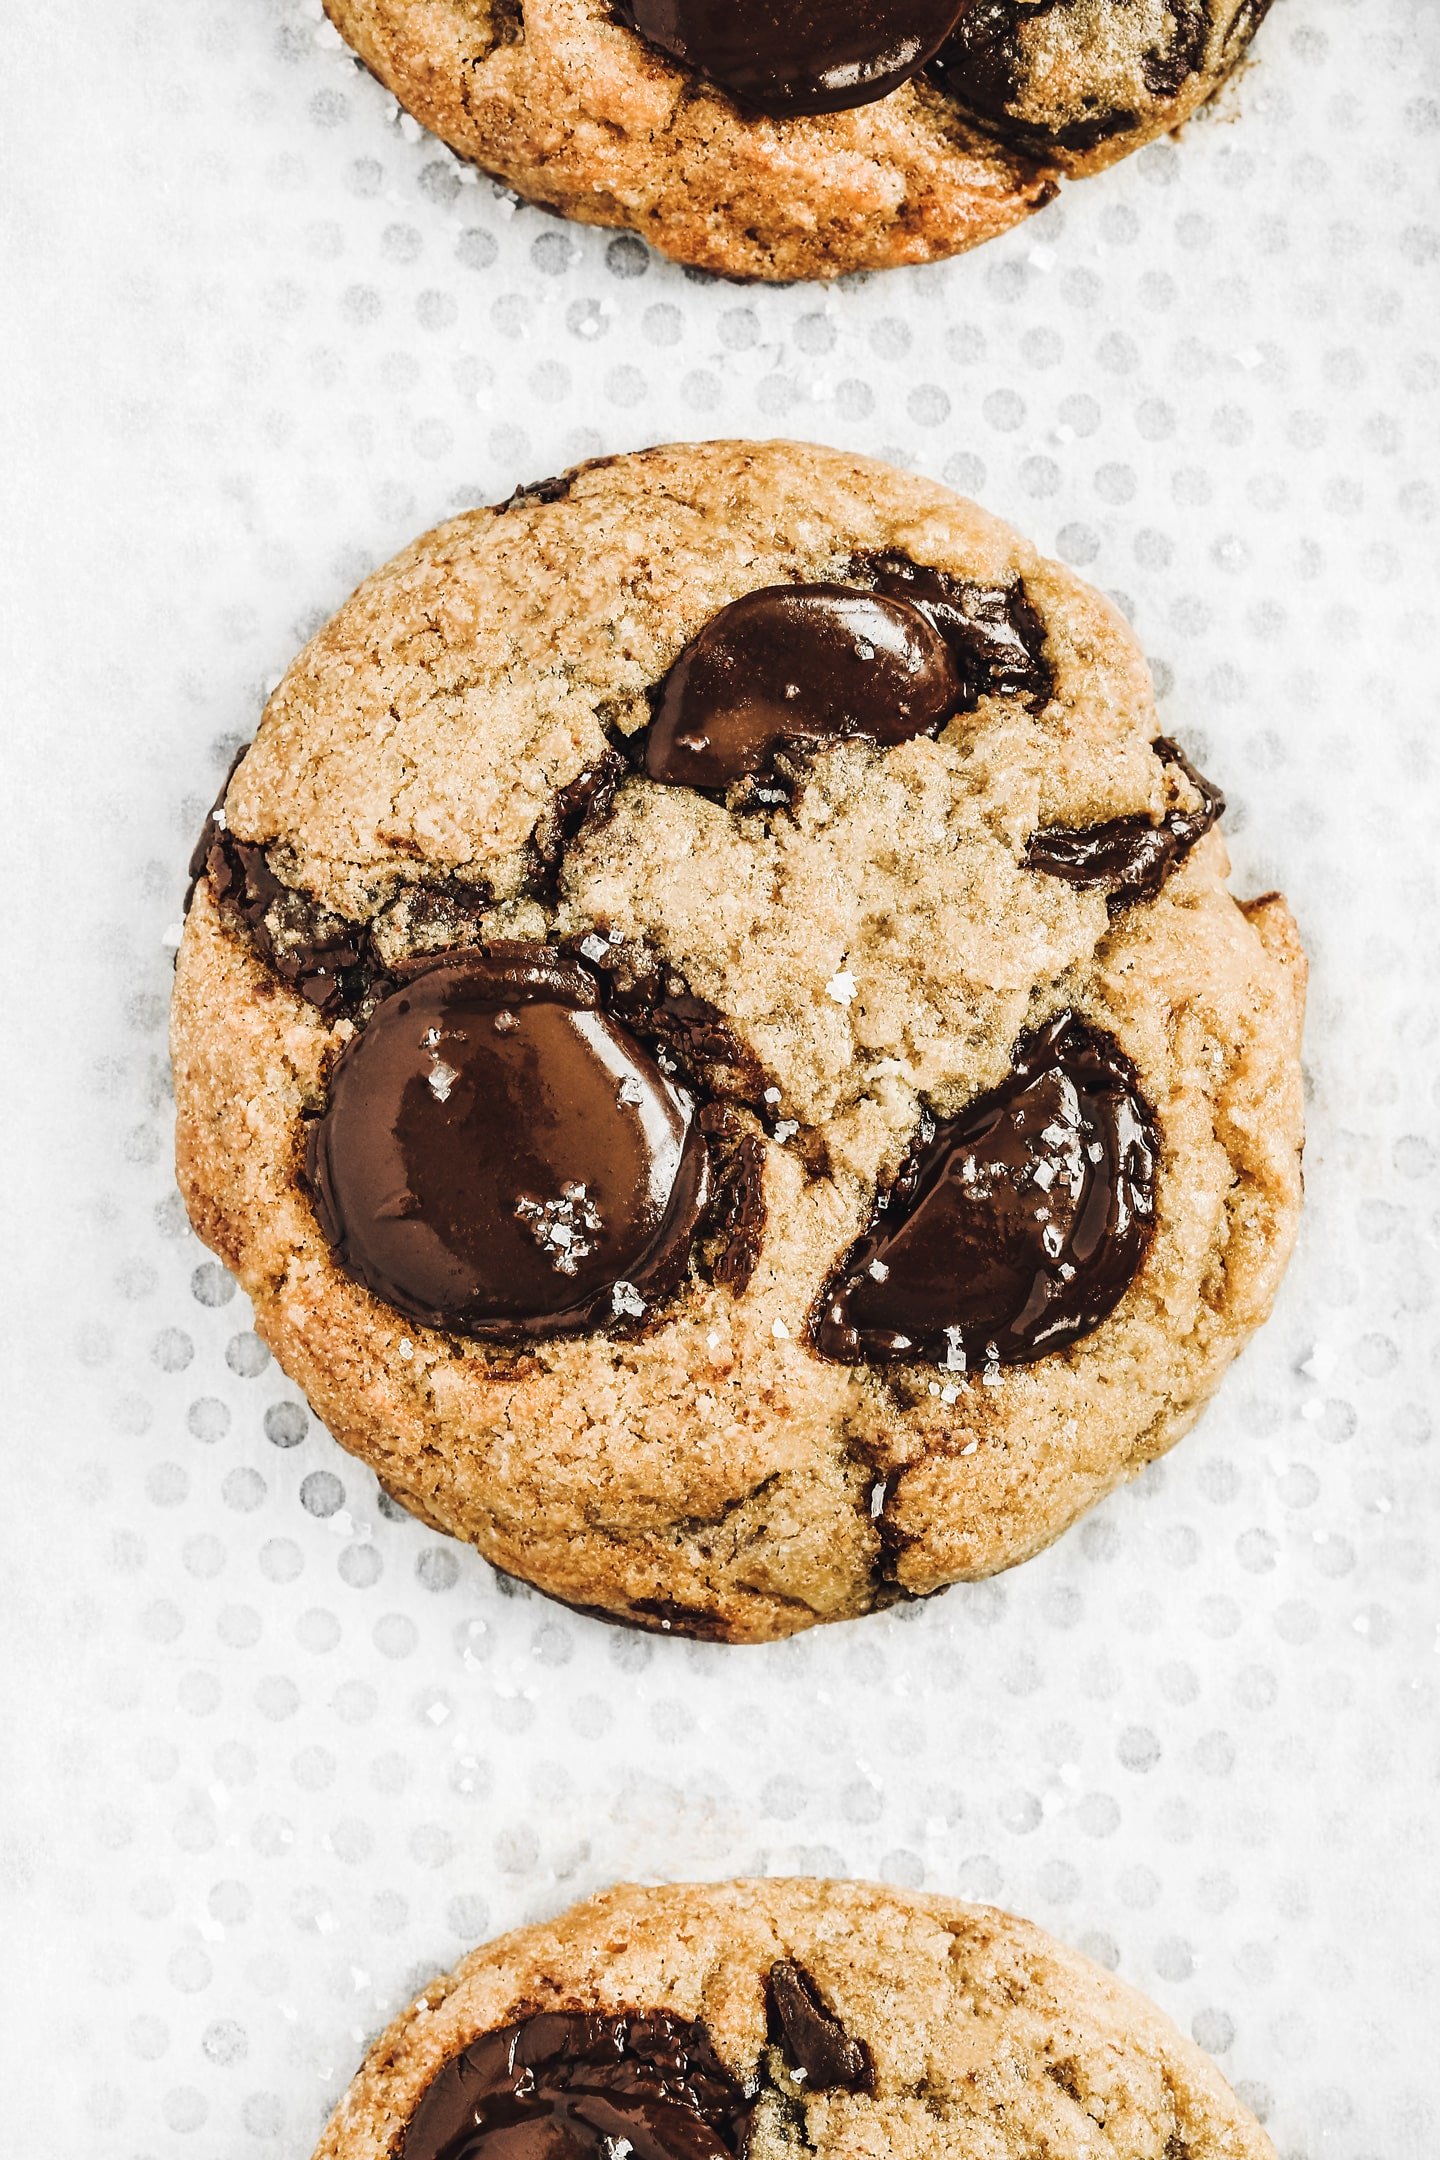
[311,1879,1276,2159]
[171,439,1305,1643]
[322,0,1274,278]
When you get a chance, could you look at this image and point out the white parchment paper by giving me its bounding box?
[4,1,1440,2153]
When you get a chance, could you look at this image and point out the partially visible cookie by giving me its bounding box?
[322,0,1274,278]
[312,1878,1276,2159]
[171,439,1305,1643]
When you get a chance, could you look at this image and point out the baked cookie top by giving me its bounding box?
[171,439,1305,1642]
[321,0,1274,278]
[312,1878,1275,2159]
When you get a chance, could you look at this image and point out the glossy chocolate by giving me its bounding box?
[400,2008,751,2160]
[813,1012,1157,1367]
[307,950,709,1338]
[645,583,964,791]
[696,1106,768,1296]
[767,1962,870,2091]
[535,749,628,888]
[860,553,1052,709]
[613,0,973,117]
[1024,738,1224,910]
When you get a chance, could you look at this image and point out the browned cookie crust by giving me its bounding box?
[312,1879,1276,2159]
[321,0,1273,279]
[170,440,1305,1643]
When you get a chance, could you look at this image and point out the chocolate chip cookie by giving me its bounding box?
[322,0,1274,278]
[310,1878,1276,2158]
[171,439,1305,1642]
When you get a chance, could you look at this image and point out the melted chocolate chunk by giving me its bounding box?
[929,0,1254,155]
[1141,0,1211,96]
[645,584,965,791]
[400,2008,751,2160]
[184,743,250,908]
[307,950,710,1339]
[498,470,575,511]
[200,826,372,1019]
[813,1012,1157,1368]
[607,958,767,1105]
[613,0,975,117]
[695,1104,768,1294]
[1024,737,1224,911]
[858,553,1052,709]
[187,754,379,1018]
[766,1963,870,2092]
[534,750,628,890]
[930,0,1095,147]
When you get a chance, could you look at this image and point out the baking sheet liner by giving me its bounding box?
[4,0,1440,2151]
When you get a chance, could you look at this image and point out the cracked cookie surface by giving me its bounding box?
[310,1878,1276,2159]
[321,0,1273,279]
[171,439,1305,1642]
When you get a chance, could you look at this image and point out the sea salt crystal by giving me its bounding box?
[772,1318,791,1340]
[580,933,609,962]
[825,969,857,1006]
[612,1280,646,1318]
[427,1058,458,1102]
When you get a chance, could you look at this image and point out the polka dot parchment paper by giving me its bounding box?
[4,0,1439,2153]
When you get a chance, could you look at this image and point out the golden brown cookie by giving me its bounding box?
[321,0,1274,279]
[171,439,1305,1643]
[311,1878,1276,2159]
